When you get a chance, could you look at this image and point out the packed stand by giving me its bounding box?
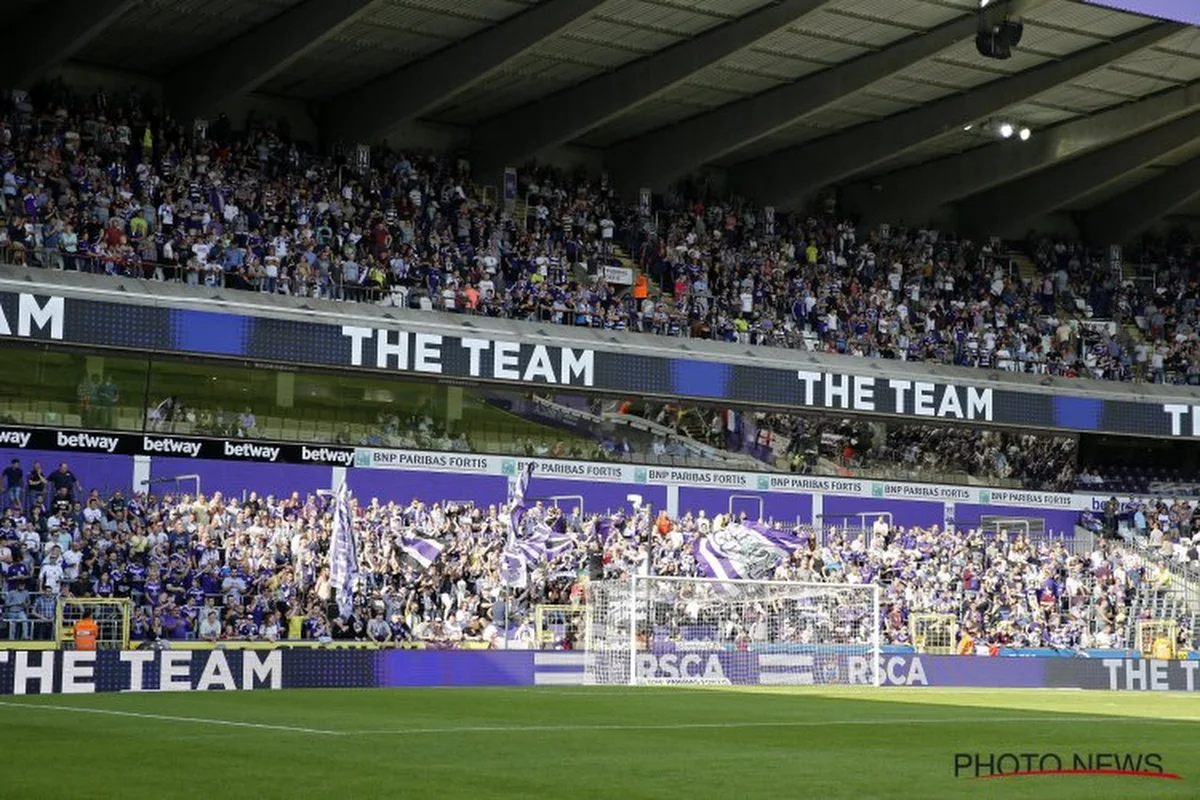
[0,457,1179,652]
[1081,495,1200,577]
[759,414,1077,491]
[2,82,1197,386]
[0,82,626,316]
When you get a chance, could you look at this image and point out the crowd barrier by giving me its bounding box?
[2,648,1198,695]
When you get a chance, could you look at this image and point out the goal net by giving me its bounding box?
[910,613,958,655]
[584,576,881,687]
[1136,619,1178,659]
[56,598,132,650]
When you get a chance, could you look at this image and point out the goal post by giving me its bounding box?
[910,613,958,655]
[534,604,588,649]
[584,576,882,687]
[1136,619,1179,659]
[56,597,132,650]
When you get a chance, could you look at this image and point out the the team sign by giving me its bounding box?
[2,289,1199,438]
[796,371,992,420]
[0,650,283,694]
[340,326,595,385]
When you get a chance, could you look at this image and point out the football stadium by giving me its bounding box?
[2,0,1200,796]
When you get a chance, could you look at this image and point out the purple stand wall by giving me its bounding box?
[822,496,944,529]
[149,457,333,500]
[953,503,1078,536]
[348,470,506,508]
[0,450,133,497]
[678,487,812,526]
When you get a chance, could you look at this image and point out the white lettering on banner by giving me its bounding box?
[195,651,239,691]
[121,651,154,692]
[62,652,96,694]
[1162,404,1200,438]
[56,431,120,453]
[0,430,32,448]
[816,655,928,686]
[242,651,283,690]
[224,442,281,462]
[142,436,202,458]
[0,295,65,340]
[300,446,354,466]
[494,341,520,380]
[888,379,993,421]
[160,651,192,691]
[338,329,595,387]
[796,372,991,421]
[636,654,727,681]
[1,651,288,693]
[413,333,442,374]
[1102,659,1199,692]
[13,651,55,695]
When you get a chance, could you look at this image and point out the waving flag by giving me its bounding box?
[508,462,533,536]
[397,532,444,569]
[502,463,535,587]
[526,520,576,559]
[693,521,803,581]
[500,548,528,589]
[329,484,357,618]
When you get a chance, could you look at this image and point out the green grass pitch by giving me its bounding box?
[2,687,1197,799]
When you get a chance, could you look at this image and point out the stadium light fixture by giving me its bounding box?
[999,122,1014,138]
[1018,126,1031,141]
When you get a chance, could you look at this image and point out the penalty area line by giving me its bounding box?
[0,700,344,736]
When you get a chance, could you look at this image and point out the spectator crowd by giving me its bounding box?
[1,458,1193,654]
[3,82,1199,386]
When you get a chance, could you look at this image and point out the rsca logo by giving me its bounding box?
[635,653,726,682]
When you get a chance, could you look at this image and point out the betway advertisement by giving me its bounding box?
[0,424,354,466]
[0,422,1098,517]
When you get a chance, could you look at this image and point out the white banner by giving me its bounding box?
[352,448,1092,510]
[602,265,634,285]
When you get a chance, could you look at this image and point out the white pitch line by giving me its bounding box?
[1,702,1194,739]
[345,715,1199,736]
[0,700,344,736]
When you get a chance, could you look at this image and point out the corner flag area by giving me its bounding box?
[4,687,1197,798]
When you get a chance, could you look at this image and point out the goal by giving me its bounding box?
[534,604,588,650]
[584,576,881,687]
[910,613,958,655]
[56,598,132,650]
[1136,619,1178,659]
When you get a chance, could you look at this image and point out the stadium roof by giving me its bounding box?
[7,0,1200,233]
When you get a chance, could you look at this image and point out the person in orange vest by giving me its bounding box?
[74,611,99,651]
[633,274,648,301]
[655,511,672,537]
